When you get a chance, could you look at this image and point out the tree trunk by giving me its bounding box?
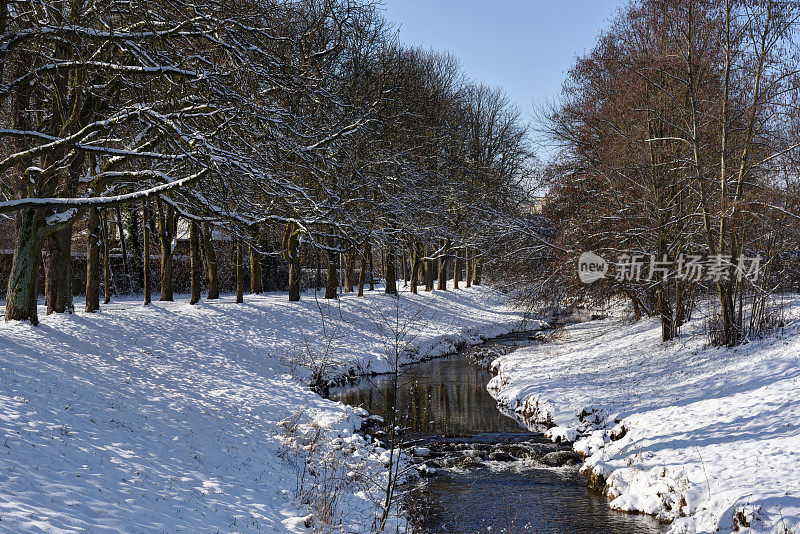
[656,237,674,341]
[283,222,301,302]
[249,228,263,295]
[5,207,45,323]
[718,286,736,346]
[4,60,40,324]
[358,240,368,297]
[453,251,460,290]
[472,254,482,286]
[142,200,151,306]
[156,199,174,301]
[401,251,408,287]
[437,243,448,291]
[189,220,201,305]
[43,157,80,314]
[344,248,355,293]
[385,245,397,295]
[102,210,112,304]
[115,206,130,291]
[340,251,345,294]
[44,225,74,314]
[659,278,674,342]
[368,245,375,291]
[424,249,435,292]
[325,249,338,299]
[409,244,420,294]
[235,238,244,303]
[202,222,219,299]
[315,249,322,292]
[626,289,643,321]
[465,248,472,288]
[287,248,301,301]
[86,207,101,313]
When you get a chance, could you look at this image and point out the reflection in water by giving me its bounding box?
[330,333,667,534]
[332,352,526,439]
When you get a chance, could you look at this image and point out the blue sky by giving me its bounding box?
[383,1,626,114]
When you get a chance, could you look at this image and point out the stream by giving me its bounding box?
[330,332,667,533]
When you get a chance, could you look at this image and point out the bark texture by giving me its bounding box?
[44,225,74,314]
[5,208,45,323]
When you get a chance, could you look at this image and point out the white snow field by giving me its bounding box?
[0,284,526,533]
[488,302,800,534]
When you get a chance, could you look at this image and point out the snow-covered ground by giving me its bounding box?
[488,301,800,534]
[0,284,526,533]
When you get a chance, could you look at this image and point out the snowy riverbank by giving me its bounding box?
[488,301,800,534]
[0,284,526,532]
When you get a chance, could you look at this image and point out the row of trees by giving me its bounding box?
[0,0,536,324]
[534,0,800,345]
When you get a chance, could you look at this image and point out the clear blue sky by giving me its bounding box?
[383,1,626,113]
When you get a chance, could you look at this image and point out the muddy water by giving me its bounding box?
[330,332,667,533]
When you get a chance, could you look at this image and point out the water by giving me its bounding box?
[330,332,668,533]
[332,351,525,439]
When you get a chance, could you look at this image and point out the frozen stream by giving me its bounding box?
[330,332,667,533]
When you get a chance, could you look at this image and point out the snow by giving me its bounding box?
[0,283,525,532]
[0,171,203,215]
[488,301,800,534]
[45,208,78,225]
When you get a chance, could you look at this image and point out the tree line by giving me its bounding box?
[531,0,800,345]
[0,0,536,324]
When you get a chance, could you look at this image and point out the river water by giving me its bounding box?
[330,332,667,533]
